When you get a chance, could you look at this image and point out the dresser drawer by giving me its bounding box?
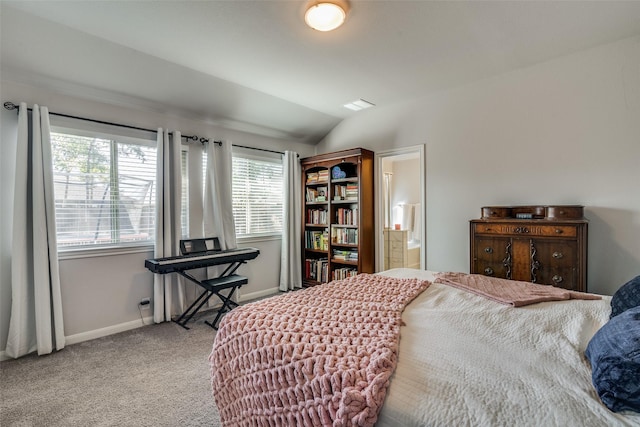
[474,223,577,238]
[472,237,512,279]
[531,240,579,290]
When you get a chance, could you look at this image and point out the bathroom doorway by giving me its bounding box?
[375,145,426,271]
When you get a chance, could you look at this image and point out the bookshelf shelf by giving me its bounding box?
[300,148,374,286]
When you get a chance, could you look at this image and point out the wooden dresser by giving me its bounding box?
[470,205,588,292]
[384,229,408,270]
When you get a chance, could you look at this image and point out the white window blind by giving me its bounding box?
[231,150,283,238]
[51,130,156,249]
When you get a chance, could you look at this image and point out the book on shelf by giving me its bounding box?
[345,183,358,200]
[305,258,329,283]
[306,172,318,184]
[332,267,357,281]
[332,227,358,244]
[306,186,328,203]
[307,208,327,225]
[335,207,358,226]
[307,170,329,184]
[305,230,329,251]
[332,249,358,261]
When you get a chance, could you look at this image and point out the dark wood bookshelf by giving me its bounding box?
[300,148,374,286]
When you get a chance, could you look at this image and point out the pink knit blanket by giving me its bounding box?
[434,272,601,307]
[209,273,430,427]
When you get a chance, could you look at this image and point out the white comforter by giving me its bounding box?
[377,269,640,427]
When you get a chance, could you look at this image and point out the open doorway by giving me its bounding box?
[375,145,426,271]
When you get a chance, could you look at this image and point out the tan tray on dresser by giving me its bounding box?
[481,205,584,220]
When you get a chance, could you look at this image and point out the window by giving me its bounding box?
[51,128,156,249]
[51,123,283,249]
[231,149,283,238]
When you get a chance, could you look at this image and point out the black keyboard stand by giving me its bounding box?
[173,261,248,330]
[145,247,259,330]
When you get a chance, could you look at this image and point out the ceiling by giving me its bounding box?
[2,1,640,144]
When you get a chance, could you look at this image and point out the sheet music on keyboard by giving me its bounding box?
[180,237,221,255]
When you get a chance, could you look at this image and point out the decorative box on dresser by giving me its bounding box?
[300,148,374,286]
[470,205,588,292]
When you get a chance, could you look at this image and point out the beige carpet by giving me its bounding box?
[1,316,222,427]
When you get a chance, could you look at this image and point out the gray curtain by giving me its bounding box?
[279,151,302,291]
[204,140,237,250]
[153,129,184,323]
[6,103,65,358]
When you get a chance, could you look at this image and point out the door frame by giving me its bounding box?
[374,144,426,271]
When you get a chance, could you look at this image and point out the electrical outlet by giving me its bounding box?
[139,297,151,308]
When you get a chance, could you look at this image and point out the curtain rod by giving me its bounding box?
[4,101,289,155]
[3,101,202,143]
[212,140,284,156]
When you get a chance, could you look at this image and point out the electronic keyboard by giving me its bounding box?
[144,247,259,274]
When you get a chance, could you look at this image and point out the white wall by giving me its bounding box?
[318,36,640,296]
[55,238,283,339]
[0,81,316,354]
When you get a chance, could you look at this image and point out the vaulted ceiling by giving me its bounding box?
[2,1,640,144]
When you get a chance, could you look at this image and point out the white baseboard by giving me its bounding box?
[65,316,154,346]
[0,317,153,362]
[239,286,279,302]
[0,288,280,361]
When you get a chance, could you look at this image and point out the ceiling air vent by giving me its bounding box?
[343,99,375,111]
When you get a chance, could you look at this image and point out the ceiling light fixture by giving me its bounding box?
[304,1,349,32]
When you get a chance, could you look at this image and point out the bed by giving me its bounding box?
[209,269,640,426]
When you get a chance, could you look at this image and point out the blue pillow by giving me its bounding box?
[611,275,640,319]
[585,306,640,413]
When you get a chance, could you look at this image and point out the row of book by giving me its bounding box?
[332,228,358,245]
[306,209,327,225]
[333,184,358,200]
[305,230,329,251]
[332,267,358,281]
[305,258,329,283]
[335,208,358,225]
[306,170,329,184]
[305,186,328,202]
[332,249,358,262]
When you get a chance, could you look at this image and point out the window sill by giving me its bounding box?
[237,234,282,244]
[58,244,154,260]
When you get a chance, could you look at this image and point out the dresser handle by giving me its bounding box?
[514,227,529,233]
[484,267,494,275]
[552,252,563,259]
[484,247,493,254]
[552,275,563,284]
[555,229,563,234]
